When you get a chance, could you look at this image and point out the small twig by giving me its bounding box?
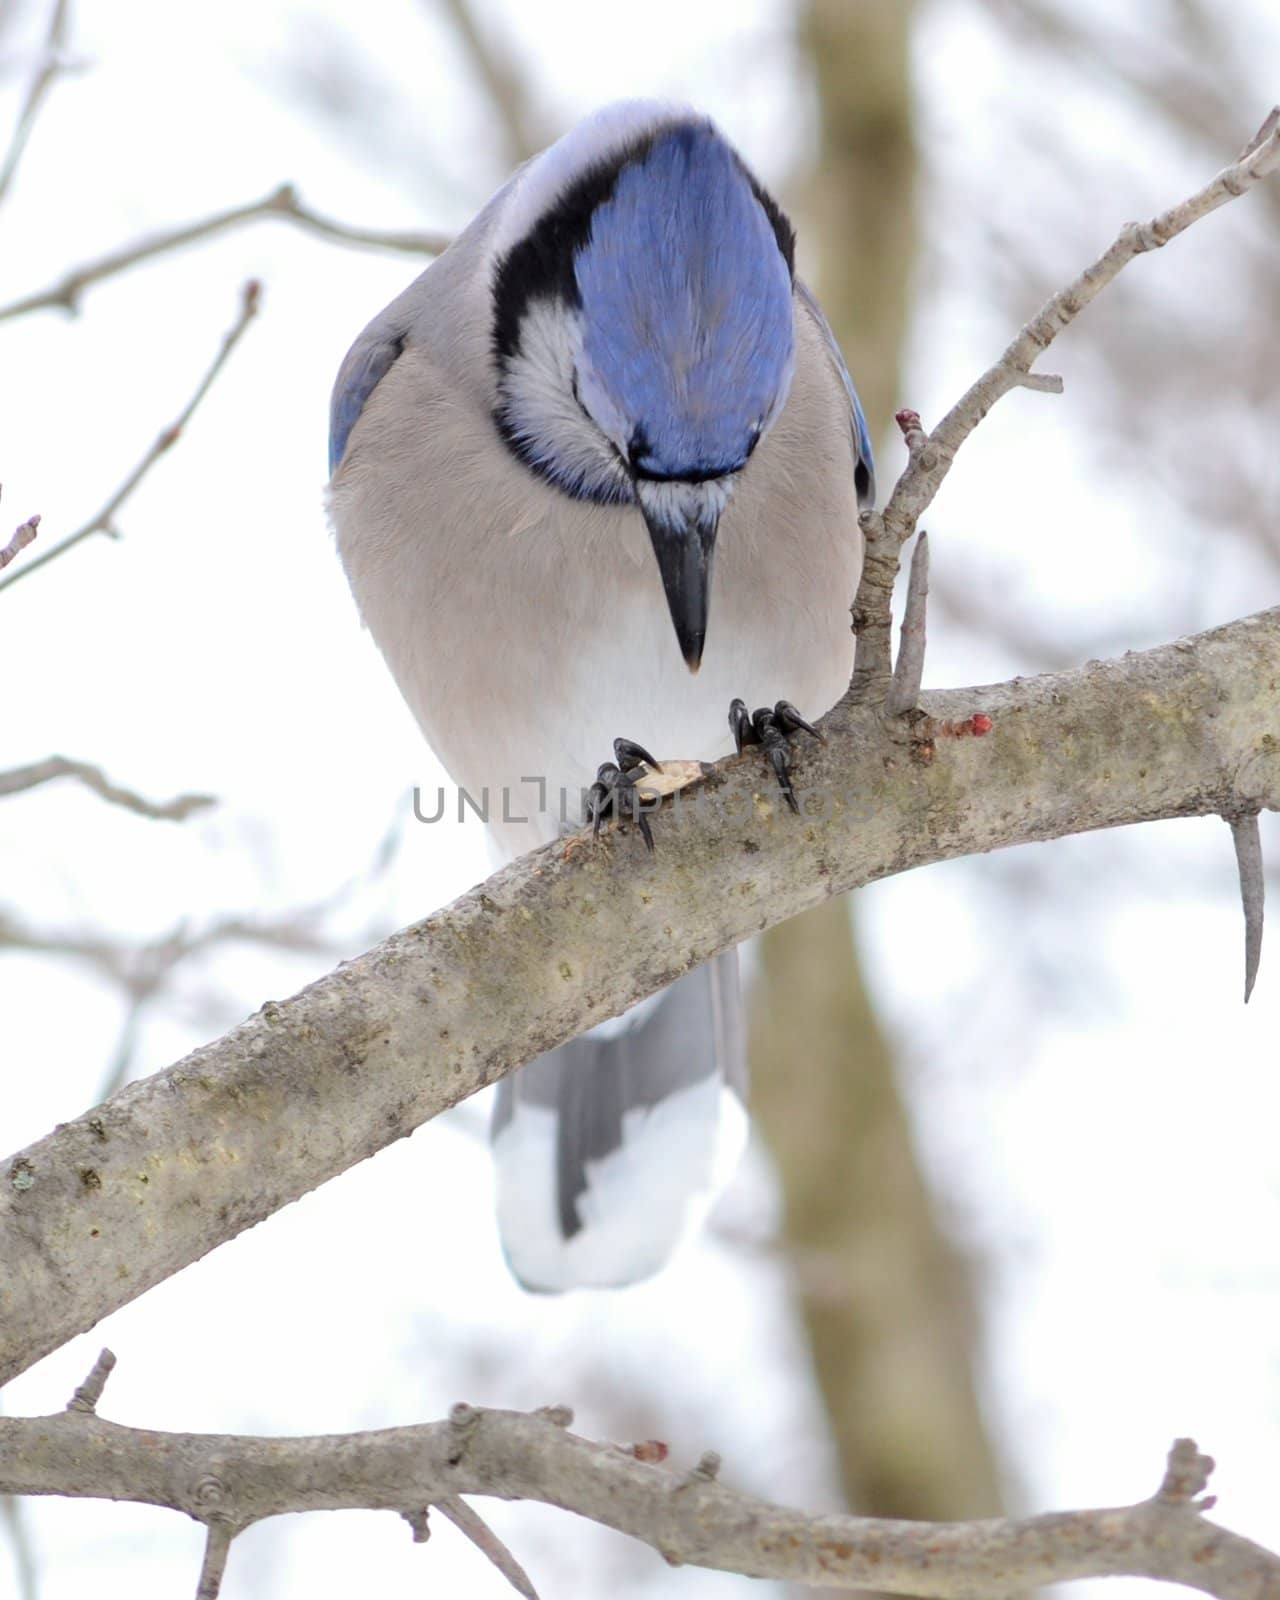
[847,106,1280,701]
[1014,371,1065,394]
[194,1522,236,1600]
[436,0,545,166]
[66,1348,116,1414]
[894,407,934,467]
[1240,105,1280,162]
[846,507,899,700]
[887,531,930,715]
[1227,811,1265,1002]
[0,280,260,592]
[0,0,74,209]
[0,1392,39,1600]
[0,184,449,323]
[435,1495,541,1600]
[0,510,39,571]
[0,1490,37,1600]
[95,996,147,1103]
[0,755,214,819]
[883,105,1280,547]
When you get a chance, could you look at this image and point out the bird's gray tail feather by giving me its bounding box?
[491,951,747,1291]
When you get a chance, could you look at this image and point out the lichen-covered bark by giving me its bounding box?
[1,610,1277,1387]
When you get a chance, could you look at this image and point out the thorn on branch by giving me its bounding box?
[1226,811,1265,1002]
[194,1520,235,1600]
[1157,1438,1216,1507]
[887,531,930,715]
[66,1347,116,1414]
[692,1451,721,1481]
[435,1496,541,1600]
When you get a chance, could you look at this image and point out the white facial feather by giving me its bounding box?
[496,299,631,501]
[636,476,735,529]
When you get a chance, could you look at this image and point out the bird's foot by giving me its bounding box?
[728,699,824,814]
[587,737,662,852]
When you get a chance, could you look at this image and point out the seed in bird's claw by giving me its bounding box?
[633,760,706,801]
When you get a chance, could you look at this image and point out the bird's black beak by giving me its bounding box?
[637,487,722,673]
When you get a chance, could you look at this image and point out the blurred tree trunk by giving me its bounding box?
[748,0,1006,1525]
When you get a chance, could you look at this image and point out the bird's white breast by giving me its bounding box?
[329,279,860,860]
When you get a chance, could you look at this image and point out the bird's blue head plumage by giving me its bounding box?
[572,121,796,483]
[492,111,799,667]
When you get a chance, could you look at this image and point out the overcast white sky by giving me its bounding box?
[1,1,1278,1596]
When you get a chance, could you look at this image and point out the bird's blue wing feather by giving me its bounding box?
[794,279,876,509]
[328,326,406,476]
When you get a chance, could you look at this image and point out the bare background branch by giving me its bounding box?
[0,185,447,324]
[0,280,261,592]
[0,0,71,207]
[0,1375,1267,1600]
[0,754,214,816]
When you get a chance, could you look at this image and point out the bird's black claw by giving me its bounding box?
[587,740,659,851]
[613,736,661,774]
[773,700,824,743]
[727,697,822,814]
[729,697,753,756]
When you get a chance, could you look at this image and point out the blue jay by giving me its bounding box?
[328,101,875,1292]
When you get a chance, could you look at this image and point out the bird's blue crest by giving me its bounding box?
[574,122,796,482]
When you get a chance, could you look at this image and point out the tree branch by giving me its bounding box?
[0,184,448,323]
[0,754,214,818]
[0,280,260,593]
[0,1374,1272,1599]
[1,607,1276,1386]
[433,1493,541,1600]
[847,104,1280,701]
[883,104,1280,543]
[0,0,74,209]
[436,0,546,166]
